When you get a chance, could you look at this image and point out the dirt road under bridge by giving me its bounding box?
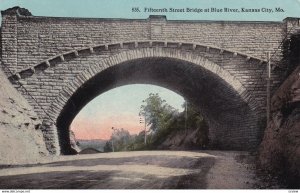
[0,150,276,189]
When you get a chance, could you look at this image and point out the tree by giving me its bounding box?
[182,101,207,129]
[103,141,112,152]
[173,101,209,147]
[139,93,178,132]
[111,128,131,151]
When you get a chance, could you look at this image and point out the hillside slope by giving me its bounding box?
[0,68,48,165]
[158,127,208,150]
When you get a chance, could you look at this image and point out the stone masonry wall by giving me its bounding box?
[1,7,299,154]
[1,7,288,74]
[12,45,264,153]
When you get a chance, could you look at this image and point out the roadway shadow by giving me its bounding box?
[45,154,211,169]
[0,155,216,189]
[0,170,119,189]
[161,157,216,189]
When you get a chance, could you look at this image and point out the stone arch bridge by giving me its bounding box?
[1,7,299,154]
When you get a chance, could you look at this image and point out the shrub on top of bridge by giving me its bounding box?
[282,33,300,76]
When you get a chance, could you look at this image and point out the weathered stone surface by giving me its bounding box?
[0,67,48,165]
[158,127,209,150]
[259,66,300,188]
[69,130,80,153]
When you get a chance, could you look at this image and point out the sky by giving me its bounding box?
[1,0,300,140]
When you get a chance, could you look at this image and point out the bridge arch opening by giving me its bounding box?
[70,84,187,150]
[55,56,259,154]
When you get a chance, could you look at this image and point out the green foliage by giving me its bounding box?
[184,102,209,133]
[150,101,209,147]
[103,141,112,152]
[139,93,178,132]
[111,128,132,151]
[106,93,209,152]
[282,33,300,76]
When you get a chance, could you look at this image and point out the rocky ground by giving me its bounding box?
[259,66,300,188]
[0,150,284,189]
[158,127,208,150]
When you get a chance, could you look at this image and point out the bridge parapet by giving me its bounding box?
[1,6,289,75]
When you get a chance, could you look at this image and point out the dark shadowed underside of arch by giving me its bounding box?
[56,57,259,154]
[8,43,267,155]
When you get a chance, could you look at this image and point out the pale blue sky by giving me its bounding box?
[1,0,300,139]
[76,84,185,119]
[1,0,300,21]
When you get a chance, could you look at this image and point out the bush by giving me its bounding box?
[282,33,300,76]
